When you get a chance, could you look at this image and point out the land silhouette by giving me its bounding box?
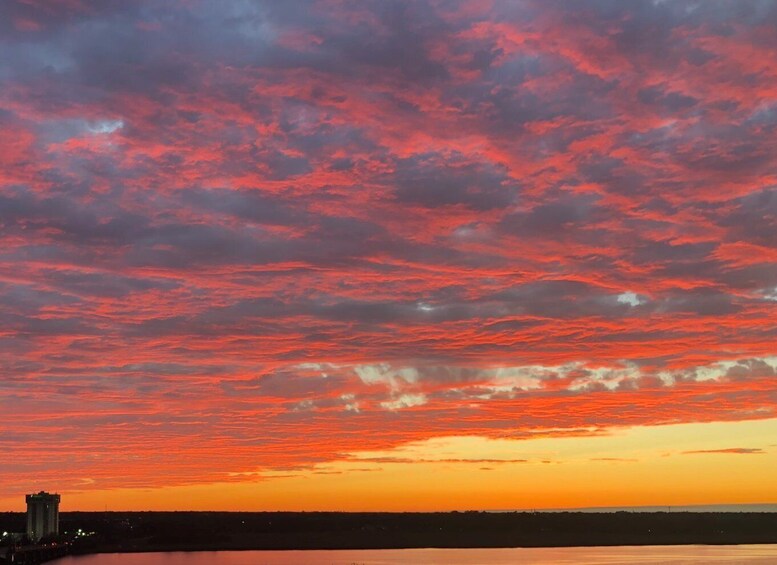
[2,511,777,554]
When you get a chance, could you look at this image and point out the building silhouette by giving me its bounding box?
[26,491,60,542]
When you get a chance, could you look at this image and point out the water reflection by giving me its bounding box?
[52,545,777,564]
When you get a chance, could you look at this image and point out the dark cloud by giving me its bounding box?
[655,289,742,317]
[499,193,605,237]
[389,153,517,210]
[637,86,699,113]
[720,189,777,247]
[183,188,304,226]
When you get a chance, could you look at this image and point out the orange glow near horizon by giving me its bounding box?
[3,419,776,512]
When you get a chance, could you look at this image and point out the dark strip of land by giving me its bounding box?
[2,511,777,553]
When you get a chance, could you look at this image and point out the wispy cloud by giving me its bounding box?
[682,448,765,455]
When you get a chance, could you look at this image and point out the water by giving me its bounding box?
[52,545,777,564]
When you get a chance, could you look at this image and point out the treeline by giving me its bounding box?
[2,511,777,551]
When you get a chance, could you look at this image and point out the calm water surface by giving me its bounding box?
[52,545,777,564]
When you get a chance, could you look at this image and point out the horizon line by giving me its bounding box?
[4,503,777,514]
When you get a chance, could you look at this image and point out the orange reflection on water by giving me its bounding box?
[52,545,777,565]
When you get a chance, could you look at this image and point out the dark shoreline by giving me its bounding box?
[4,511,777,555]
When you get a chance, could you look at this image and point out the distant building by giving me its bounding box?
[26,491,60,542]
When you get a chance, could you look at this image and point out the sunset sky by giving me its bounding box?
[1,0,776,511]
